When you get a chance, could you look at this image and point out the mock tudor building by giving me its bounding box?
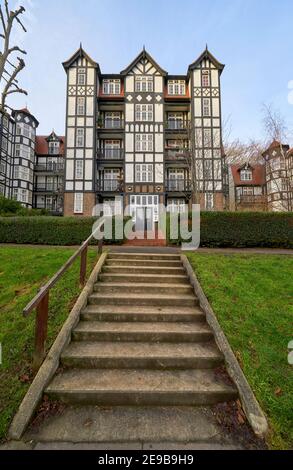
[0,106,65,214]
[34,132,65,214]
[228,163,267,211]
[62,46,225,222]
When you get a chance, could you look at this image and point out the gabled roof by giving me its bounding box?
[36,135,65,156]
[231,164,266,186]
[120,48,167,76]
[63,44,100,72]
[262,140,290,156]
[188,46,225,74]
[46,131,63,142]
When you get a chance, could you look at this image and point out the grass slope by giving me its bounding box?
[0,246,98,441]
[186,253,293,450]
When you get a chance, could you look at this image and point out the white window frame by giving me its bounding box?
[135,104,153,122]
[77,97,85,115]
[202,71,210,87]
[78,69,86,85]
[74,193,83,214]
[76,128,84,147]
[135,164,153,183]
[203,129,212,147]
[49,141,60,155]
[205,193,214,210]
[240,169,252,181]
[135,76,153,92]
[75,160,84,180]
[203,98,211,117]
[102,79,121,95]
[167,198,186,213]
[168,80,186,95]
[135,134,153,152]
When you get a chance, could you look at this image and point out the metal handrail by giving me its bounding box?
[23,217,105,370]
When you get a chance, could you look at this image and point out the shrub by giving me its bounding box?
[167,211,293,248]
[0,216,129,245]
[0,195,49,217]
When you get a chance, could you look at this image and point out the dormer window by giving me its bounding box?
[135,76,153,92]
[168,80,185,96]
[240,168,252,181]
[78,69,86,85]
[49,141,60,155]
[202,71,210,87]
[103,79,121,95]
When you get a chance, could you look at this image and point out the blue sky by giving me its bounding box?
[6,0,293,143]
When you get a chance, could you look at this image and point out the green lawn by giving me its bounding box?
[186,253,293,450]
[0,246,99,441]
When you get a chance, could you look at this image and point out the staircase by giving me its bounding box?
[27,253,239,448]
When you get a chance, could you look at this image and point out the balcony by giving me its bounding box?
[166,120,188,131]
[97,179,122,192]
[34,203,63,215]
[34,163,64,173]
[166,179,191,192]
[165,149,189,162]
[97,148,124,160]
[34,184,62,193]
[98,119,124,130]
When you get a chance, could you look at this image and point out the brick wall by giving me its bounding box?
[63,192,96,217]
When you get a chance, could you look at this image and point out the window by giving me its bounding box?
[16,124,21,135]
[76,128,84,147]
[205,193,214,210]
[135,164,153,183]
[102,79,121,95]
[77,97,85,115]
[78,69,86,85]
[203,160,213,179]
[135,104,153,122]
[49,141,60,155]
[74,193,83,213]
[281,180,287,191]
[0,162,5,174]
[13,188,28,204]
[240,169,252,181]
[75,160,83,179]
[2,116,8,128]
[168,80,186,95]
[23,124,30,138]
[135,76,153,92]
[203,98,211,117]
[202,71,210,87]
[167,199,186,213]
[167,112,185,130]
[203,129,212,147]
[135,134,153,152]
[1,136,8,152]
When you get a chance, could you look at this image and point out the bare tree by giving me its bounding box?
[262,104,293,211]
[0,0,27,110]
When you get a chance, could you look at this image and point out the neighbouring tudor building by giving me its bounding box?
[62,46,225,220]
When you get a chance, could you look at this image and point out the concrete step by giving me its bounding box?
[93,282,193,296]
[88,293,198,307]
[107,253,180,261]
[102,265,185,275]
[61,341,222,369]
[24,405,235,445]
[106,259,182,267]
[99,273,189,284]
[46,369,237,406]
[81,305,206,323]
[73,321,213,343]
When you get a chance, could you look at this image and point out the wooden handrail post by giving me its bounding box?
[98,238,103,255]
[80,246,88,286]
[33,292,49,372]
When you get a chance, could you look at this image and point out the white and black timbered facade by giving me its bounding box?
[62,46,226,218]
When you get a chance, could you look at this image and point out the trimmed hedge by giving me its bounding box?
[167,212,293,248]
[0,212,292,248]
[0,216,129,246]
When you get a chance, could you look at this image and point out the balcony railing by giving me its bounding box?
[98,119,124,129]
[166,120,188,131]
[165,149,189,161]
[34,163,64,173]
[166,179,191,192]
[34,184,62,192]
[97,179,122,192]
[97,148,124,160]
[34,203,63,213]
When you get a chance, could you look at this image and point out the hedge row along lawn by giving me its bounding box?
[186,253,293,450]
[0,246,99,442]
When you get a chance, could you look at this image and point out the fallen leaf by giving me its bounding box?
[275,387,282,396]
